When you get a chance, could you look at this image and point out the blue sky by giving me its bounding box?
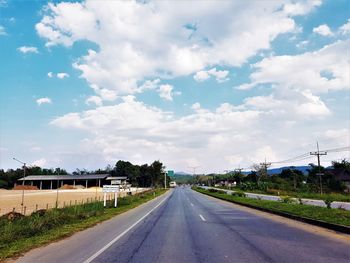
[0,0,349,173]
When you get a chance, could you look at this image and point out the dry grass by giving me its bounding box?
[0,188,147,216]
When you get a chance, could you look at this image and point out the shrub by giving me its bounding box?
[298,198,303,205]
[232,191,246,197]
[324,198,333,209]
[280,196,296,204]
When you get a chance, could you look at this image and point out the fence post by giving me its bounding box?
[70,200,72,206]
[13,207,15,213]
[24,206,26,216]
[35,204,38,212]
[63,201,65,208]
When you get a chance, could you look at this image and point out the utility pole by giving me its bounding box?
[189,165,200,185]
[13,158,26,214]
[310,142,327,194]
[234,167,243,187]
[56,169,60,208]
[259,158,271,179]
[188,166,200,176]
[235,168,243,173]
[164,171,167,189]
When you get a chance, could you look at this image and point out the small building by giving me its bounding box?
[17,174,111,190]
[328,169,350,192]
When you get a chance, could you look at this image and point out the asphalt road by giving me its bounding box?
[18,187,350,263]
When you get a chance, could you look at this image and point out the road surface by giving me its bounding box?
[17,187,350,263]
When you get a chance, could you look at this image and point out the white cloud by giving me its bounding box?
[313,24,333,36]
[30,0,350,173]
[193,71,210,82]
[159,84,176,101]
[296,40,309,49]
[36,1,305,97]
[57,72,69,79]
[50,94,349,172]
[283,0,322,16]
[32,158,47,167]
[17,46,39,54]
[191,102,201,110]
[31,146,42,152]
[0,25,6,35]
[234,40,350,120]
[36,97,52,105]
[51,96,263,171]
[194,67,229,83]
[47,72,53,78]
[339,19,350,35]
[85,95,102,106]
[137,79,161,93]
[237,40,350,94]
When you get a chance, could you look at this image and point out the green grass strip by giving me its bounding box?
[193,187,350,227]
[0,189,167,261]
[216,186,350,202]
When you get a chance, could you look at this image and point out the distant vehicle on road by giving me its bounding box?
[169,181,177,188]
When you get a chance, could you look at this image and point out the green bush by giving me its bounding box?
[232,191,246,197]
[280,196,296,204]
[324,198,333,209]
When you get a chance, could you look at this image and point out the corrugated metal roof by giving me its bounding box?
[106,176,128,180]
[18,174,109,181]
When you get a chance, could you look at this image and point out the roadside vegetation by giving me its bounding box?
[193,187,350,227]
[216,186,350,202]
[0,189,167,261]
[191,159,350,202]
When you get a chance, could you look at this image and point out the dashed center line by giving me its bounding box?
[199,214,206,221]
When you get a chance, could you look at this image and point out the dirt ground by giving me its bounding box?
[0,187,146,216]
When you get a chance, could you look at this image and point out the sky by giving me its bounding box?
[0,0,349,174]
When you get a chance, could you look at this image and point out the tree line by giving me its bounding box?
[0,160,168,189]
[193,159,350,193]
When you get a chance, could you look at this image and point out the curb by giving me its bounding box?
[196,189,350,235]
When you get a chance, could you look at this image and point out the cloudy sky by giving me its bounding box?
[0,0,349,173]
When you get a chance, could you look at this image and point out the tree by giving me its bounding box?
[332,159,350,171]
[279,168,304,190]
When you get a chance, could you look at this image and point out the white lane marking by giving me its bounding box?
[190,203,194,207]
[199,214,206,222]
[83,194,170,263]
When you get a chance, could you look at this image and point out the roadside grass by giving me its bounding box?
[0,189,167,261]
[215,186,350,202]
[193,187,350,227]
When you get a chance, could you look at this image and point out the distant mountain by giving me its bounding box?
[174,171,191,176]
[240,165,312,175]
[267,166,311,175]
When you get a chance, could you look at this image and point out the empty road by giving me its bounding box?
[18,187,350,263]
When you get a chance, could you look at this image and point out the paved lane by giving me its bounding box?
[93,187,350,263]
[18,187,350,263]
